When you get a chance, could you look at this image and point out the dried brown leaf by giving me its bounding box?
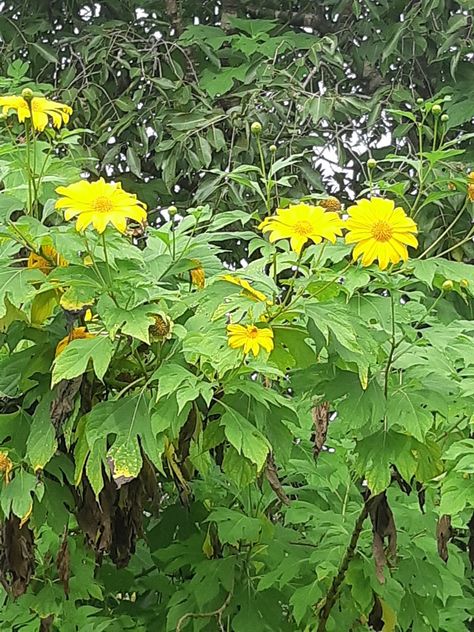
[56,530,70,596]
[265,453,290,505]
[367,492,397,584]
[311,401,329,459]
[436,514,451,563]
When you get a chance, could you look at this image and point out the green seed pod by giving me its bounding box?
[432,104,442,116]
[168,205,178,217]
[21,88,34,101]
[441,114,449,122]
[367,158,377,170]
[251,121,262,135]
[269,144,277,153]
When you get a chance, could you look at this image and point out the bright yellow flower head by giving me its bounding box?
[258,203,343,254]
[227,324,274,357]
[0,451,13,483]
[345,197,418,270]
[27,245,68,275]
[55,327,95,357]
[55,178,147,233]
[0,95,72,131]
[221,274,269,303]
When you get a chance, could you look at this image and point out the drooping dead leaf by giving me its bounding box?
[265,452,290,505]
[311,401,329,459]
[56,529,70,596]
[436,514,451,563]
[39,616,54,632]
[50,377,82,432]
[0,515,35,597]
[367,492,397,584]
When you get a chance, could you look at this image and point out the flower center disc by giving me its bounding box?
[371,220,393,242]
[94,196,114,213]
[247,326,259,338]
[294,220,313,236]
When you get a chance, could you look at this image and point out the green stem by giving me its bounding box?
[418,198,468,258]
[383,290,397,399]
[256,135,272,212]
[24,120,33,214]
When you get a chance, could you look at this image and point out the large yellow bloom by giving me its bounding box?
[221,274,269,303]
[55,327,95,357]
[227,324,274,357]
[258,203,343,254]
[55,178,147,233]
[345,197,418,270]
[190,261,205,289]
[0,95,72,131]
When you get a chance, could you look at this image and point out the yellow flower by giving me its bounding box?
[468,171,474,201]
[345,197,418,270]
[258,203,343,254]
[0,451,13,483]
[227,324,274,357]
[27,245,68,275]
[55,327,95,357]
[221,274,269,303]
[55,178,147,234]
[0,95,72,131]
[190,262,205,289]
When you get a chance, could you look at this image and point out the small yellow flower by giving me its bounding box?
[0,451,13,483]
[258,203,343,254]
[319,197,342,212]
[467,171,474,201]
[190,262,205,289]
[55,178,147,233]
[227,324,274,357]
[345,197,418,270]
[55,327,95,357]
[27,245,67,275]
[0,95,72,131]
[221,274,269,303]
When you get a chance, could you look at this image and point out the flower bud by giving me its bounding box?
[168,205,178,217]
[21,88,34,101]
[442,279,454,292]
[251,121,262,135]
[416,97,423,105]
[444,95,452,102]
[441,114,449,122]
[367,158,377,170]
[460,278,469,288]
[432,104,442,116]
[269,144,277,153]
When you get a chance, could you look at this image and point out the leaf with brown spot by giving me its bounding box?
[436,514,451,562]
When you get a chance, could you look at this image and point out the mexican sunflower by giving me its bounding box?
[27,245,68,275]
[345,197,418,270]
[0,95,72,131]
[468,172,474,202]
[227,324,274,357]
[258,203,343,254]
[55,178,147,233]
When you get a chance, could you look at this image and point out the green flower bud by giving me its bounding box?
[416,97,423,105]
[432,104,442,116]
[444,95,452,102]
[21,88,34,101]
[442,279,454,292]
[460,278,469,288]
[367,158,377,170]
[251,121,262,135]
[269,144,277,153]
[168,205,178,217]
[441,114,449,122]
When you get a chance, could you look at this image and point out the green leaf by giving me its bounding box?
[220,407,270,471]
[97,295,160,343]
[207,507,263,545]
[26,394,57,472]
[107,436,143,486]
[52,336,114,385]
[222,446,257,487]
[0,469,38,522]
